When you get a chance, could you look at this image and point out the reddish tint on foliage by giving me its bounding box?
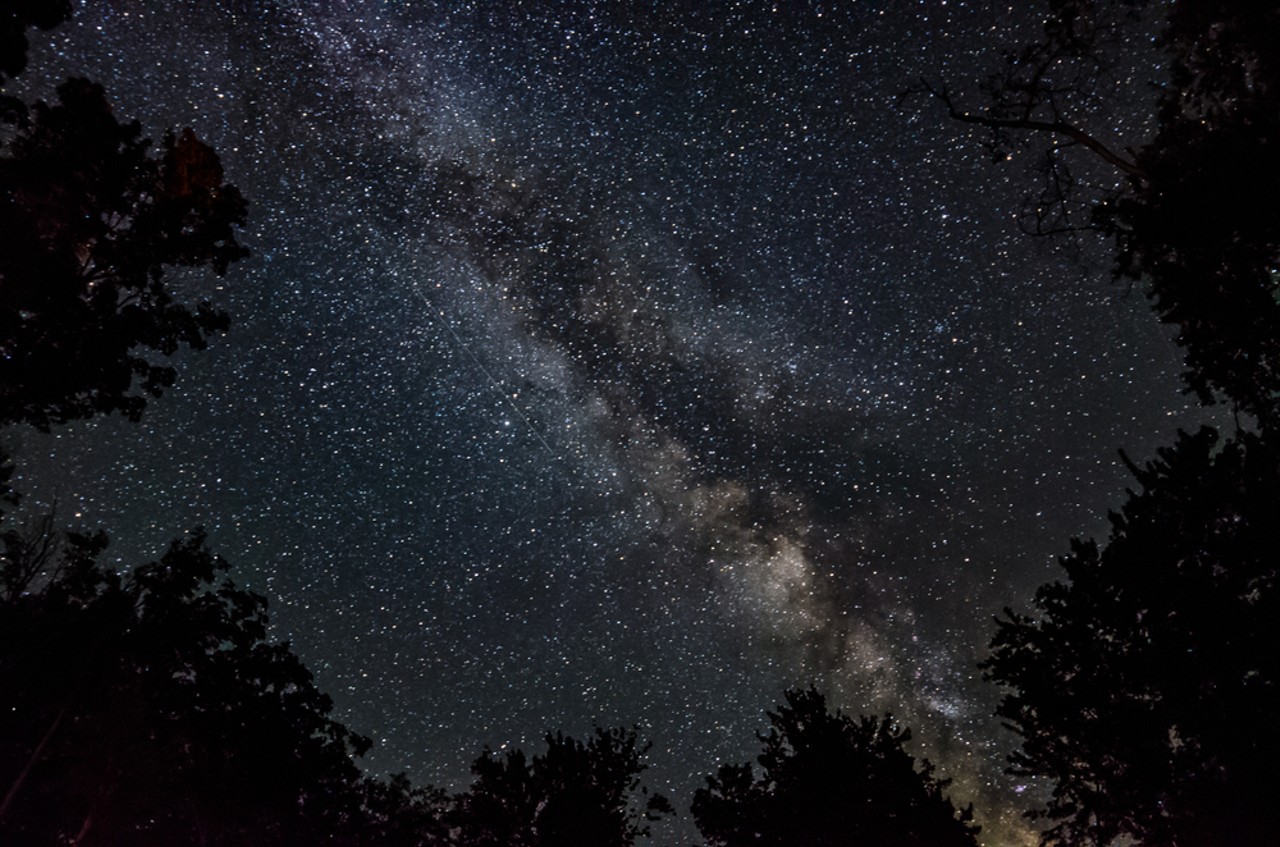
[0,78,247,430]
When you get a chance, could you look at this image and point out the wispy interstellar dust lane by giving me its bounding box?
[265,10,1054,839]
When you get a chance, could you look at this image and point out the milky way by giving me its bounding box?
[9,3,1215,843]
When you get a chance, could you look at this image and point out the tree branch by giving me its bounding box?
[919,79,1144,180]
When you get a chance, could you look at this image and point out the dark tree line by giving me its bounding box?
[984,429,1279,846]
[0,528,377,845]
[919,2,1280,845]
[1,0,246,431]
[692,688,978,847]
[8,1,1280,845]
[1,521,968,845]
[0,507,965,844]
[0,516,673,844]
[919,0,1280,428]
[0,6,979,846]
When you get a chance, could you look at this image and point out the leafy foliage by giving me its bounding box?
[920,3,1280,845]
[450,726,674,847]
[355,772,451,847]
[2,13,327,840]
[692,687,979,847]
[0,77,247,429]
[1101,3,1280,421]
[0,528,376,845]
[984,427,1280,846]
[925,2,1280,423]
[0,0,70,85]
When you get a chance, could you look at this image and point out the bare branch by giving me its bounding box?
[1,508,60,602]
[919,79,1144,180]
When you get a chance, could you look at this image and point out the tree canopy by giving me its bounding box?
[1104,3,1280,424]
[1,13,247,430]
[920,4,1280,843]
[450,726,674,847]
[0,79,248,429]
[0,0,70,86]
[0,528,375,845]
[691,687,979,847]
[922,1,1280,425]
[984,428,1280,846]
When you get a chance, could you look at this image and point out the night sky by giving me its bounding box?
[9,2,1216,844]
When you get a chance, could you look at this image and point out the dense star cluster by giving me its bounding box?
[7,2,1217,843]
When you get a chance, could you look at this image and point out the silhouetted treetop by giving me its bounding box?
[0,6,453,845]
[0,0,70,85]
[1102,3,1280,423]
[984,426,1280,847]
[0,77,247,430]
[0,526,380,845]
[692,687,979,847]
[450,725,674,847]
[918,2,1280,424]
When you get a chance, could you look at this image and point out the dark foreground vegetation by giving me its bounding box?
[3,2,1276,844]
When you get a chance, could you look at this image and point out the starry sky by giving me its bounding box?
[9,2,1215,844]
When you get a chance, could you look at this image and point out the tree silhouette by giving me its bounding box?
[0,0,70,86]
[0,78,248,429]
[0,9,458,845]
[984,427,1280,847]
[691,687,978,847]
[914,6,1280,844]
[917,2,1280,424]
[0,528,377,845]
[450,726,674,847]
[1,6,248,430]
[353,771,450,847]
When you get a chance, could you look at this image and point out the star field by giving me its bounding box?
[9,2,1216,844]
